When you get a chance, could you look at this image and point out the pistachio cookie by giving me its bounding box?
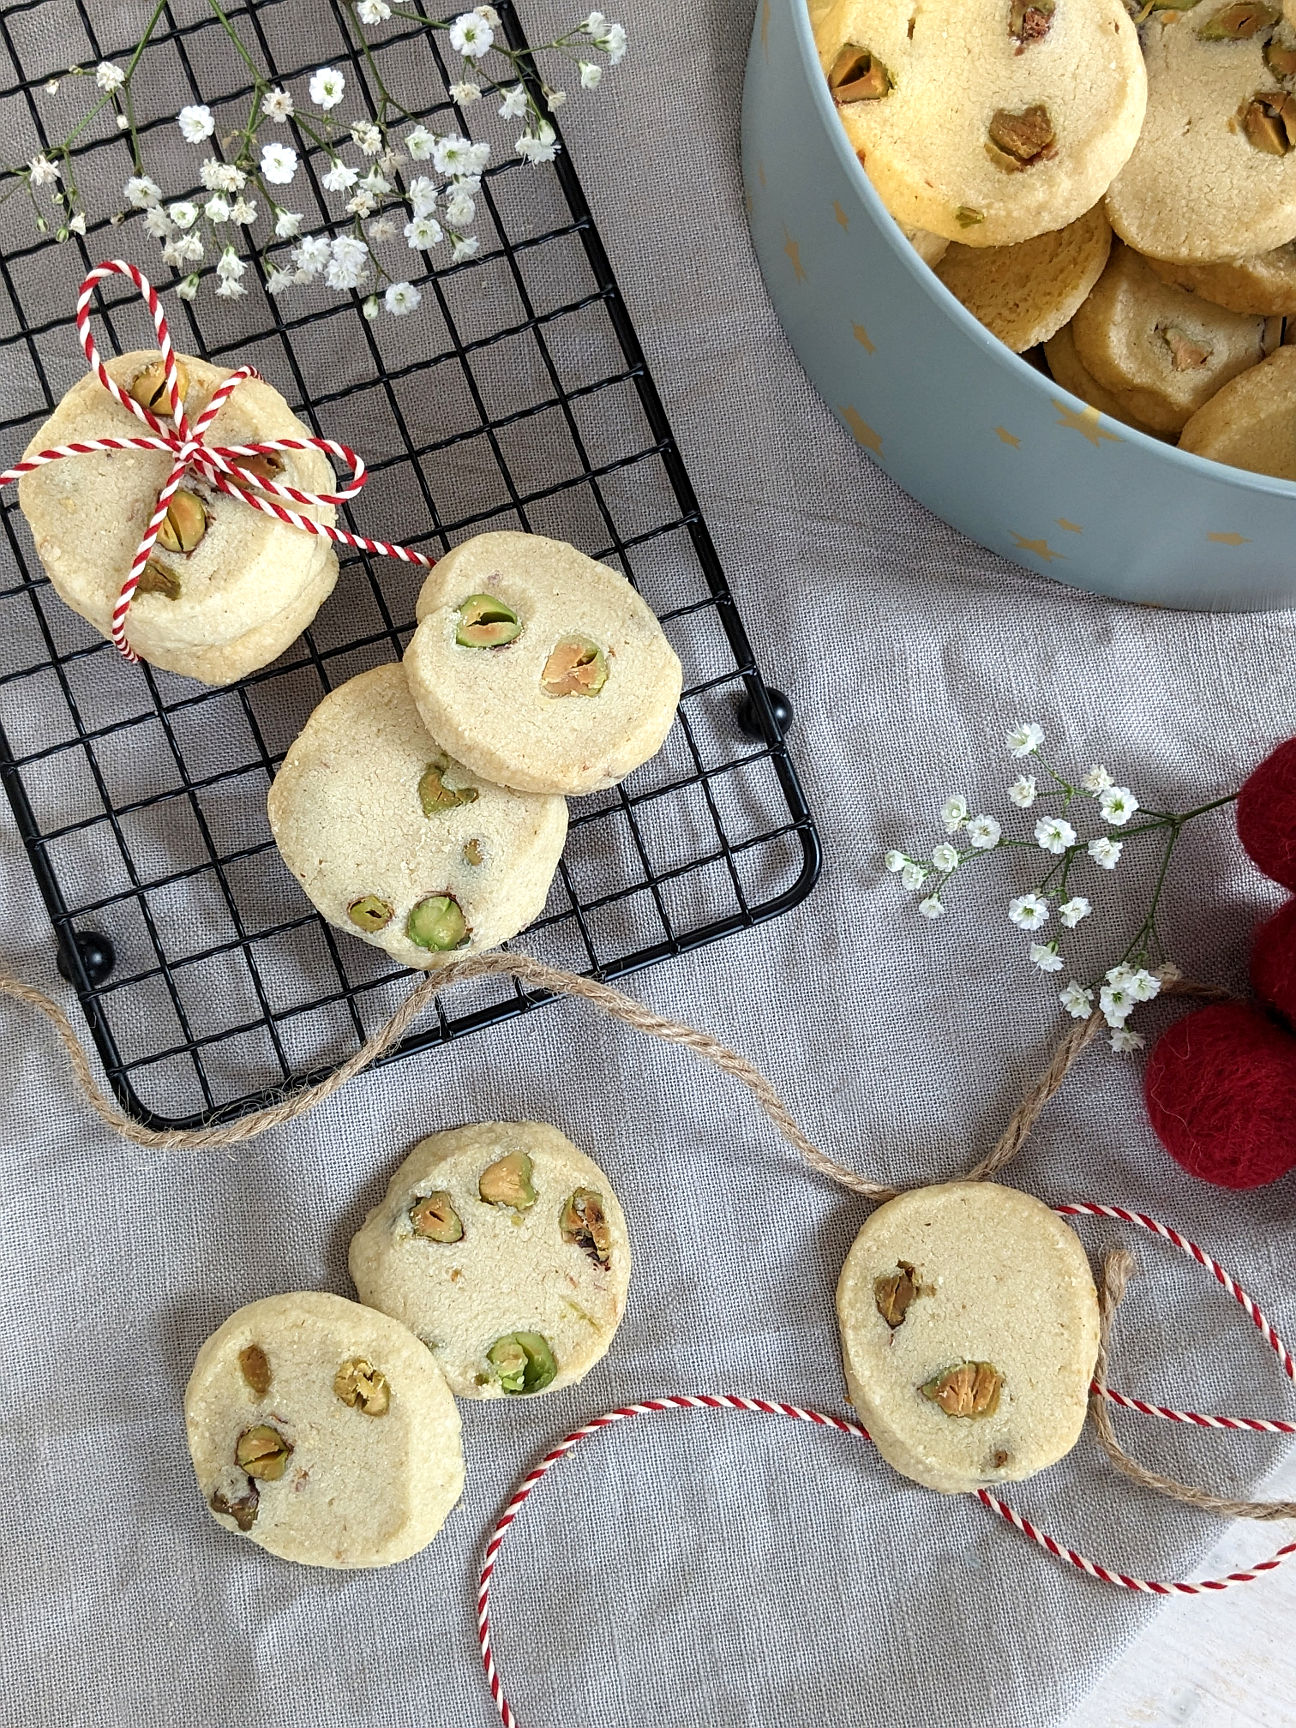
[1180,342,1296,476]
[1106,8,1296,263]
[1070,242,1274,434]
[1044,322,1164,436]
[17,351,338,684]
[185,1291,464,1568]
[935,204,1112,351]
[837,1182,1100,1495]
[403,532,683,797]
[349,1122,631,1400]
[815,0,1147,248]
[267,664,566,967]
[1145,244,1296,317]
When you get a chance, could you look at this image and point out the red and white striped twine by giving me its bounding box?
[0,261,435,663]
[478,1203,1296,1726]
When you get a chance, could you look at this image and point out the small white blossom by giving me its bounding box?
[475,4,501,22]
[919,896,944,920]
[95,61,125,93]
[1009,775,1037,809]
[1058,896,1091,928]
[266,267,295,295]
[352,120,382,156]
[356,0,392,19]
[385,281,421,315]
[68,212,86,235]
[1111,1028,1145,1054]
[347,190,377,217]
[451,234,480,261]
[322,161,358,193]
[43,79,59,96]
[408,175,439,216]
[360,167,392,195]
[215,247,245,281]
[499,83,529,120]
[229,198,257,225]
[900,862,927,892]
[454,173,482,195]
[1088,836,1122,870]
[433,134,490,176]
[516,122,559,163]
[1099,980,1134,1028]
[1098,786,1138,827]
[547,89,568,108]
[580,60,603,88]
[1008,722,1044,758]
[405,213,444,249]
[181,233,204,262]
[1081,765,1114,793]
[449,82,482,104]
[931,843,960,872]
[143,206,172,239]
[204,195,231,224]
[29,155,60,187]
[215,278,246,301]
[326,233,370,290]
[1034,816,1076,855]
[884,851,906,873]
[116,113,129,130]
[1009,893,1049,931]
[176,274,200,302]
[600,21,628,62]
[1126,968,1161,1004]
[274,209,303,239]
[449,10,494,56]
[1060,981,1094,1019]
[168,200,199,229]
[585,8,606,25]
[310,66,346,109]
[965,814,1001,850]
[363,295,380,321]
[293,235,331,276]
[161,239,186,268]
[260,142,298,185]
[940,796,968,834]
[1155,959,1183,985]
[368,215,398,242]
[444,190,475,227]
[177,104,215,143]
[1030,942,1064,973]
[125,175,161,209]
[406,125,435,160]
[200,159,245,193]
[262,86,294,121]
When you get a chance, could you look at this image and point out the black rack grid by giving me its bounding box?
[0,0,819,1130]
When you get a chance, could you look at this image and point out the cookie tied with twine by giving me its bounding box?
[0,260,436,666]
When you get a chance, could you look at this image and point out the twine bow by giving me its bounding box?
[0,260,435,662]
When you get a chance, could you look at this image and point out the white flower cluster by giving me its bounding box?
[882,721,1190,1053]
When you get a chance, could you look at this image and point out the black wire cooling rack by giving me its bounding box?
[0,0,819,1130]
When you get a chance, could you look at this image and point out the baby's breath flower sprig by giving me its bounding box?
[883,721,1239,1051]
[0,3,625,313]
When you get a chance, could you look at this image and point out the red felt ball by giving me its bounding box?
[1237,737,1296,891]
[1251,898,1296,1030]
[1144,1002,1296,1189]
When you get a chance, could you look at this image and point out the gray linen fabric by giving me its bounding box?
[3,3,1296,1725]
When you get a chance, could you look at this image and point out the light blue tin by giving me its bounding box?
[741,0,1296,611]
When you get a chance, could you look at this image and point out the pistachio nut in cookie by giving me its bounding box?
[836,1183,1100,1495]
[1070,242,1275,435]
[1144,243,1296,318]
[349,1122,631,1400]
[935,204,1112,352]
[185,1291,464,1568]
[814,0,1146,248]
[1106,7,1296,263]
[16,351,338,684]
[1179,341,1296,477]
[403,531,683,797]
[267,664,567,968]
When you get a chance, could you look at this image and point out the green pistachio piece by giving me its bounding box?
[155,488,209,555]
[347,894,394,933]
[235,1423,293,1480]
[874,1262,921,1329]
[479,1150,537,1210]
[130,357,188,418]
[462,837,485,866]
[920,1361,1003,1419]
[333,1356,391,1416]
[137,558,180,600]
[826,43,893,101]
[238,1344,271,1396]
[1198,1,1278,38]
[487,1331,558,1394]
[1265,36,1296,76]
[1009,0,1055,44]
[406,893,469,951]
[409,1189,464,1242]
[456,593,522,647]
[209,1481,258,1530]
[541,635,609,697]
[986,104,1056,170]
[419,755,479,815]
[560,1187,612,1267]
[955,205,986,229]
[1242,89,1296,152]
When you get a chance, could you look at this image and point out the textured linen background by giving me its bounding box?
[3,2,1296,1726]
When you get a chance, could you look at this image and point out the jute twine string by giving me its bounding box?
[3,953,1288,1530]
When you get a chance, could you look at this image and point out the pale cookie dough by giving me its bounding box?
[1044,323,1165,436]
[1179,341,1296,476]
[267,664,567,968]
[17,351,338,684]
[1070,242,1272,434]
[185,1291,464,1568]
[404,531,683,796]
[836,1182,1100,1495]
[1145,244,1296,317]
[349,1121,631,1399]
[815,0,1146,248]
[902,224,950,268]
[1106,9,1296,263]
[935,204,1112,351]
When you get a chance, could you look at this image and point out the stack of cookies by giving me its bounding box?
[268,531,683,967]
[815,0,1296,481]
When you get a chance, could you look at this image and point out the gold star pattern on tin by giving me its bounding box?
[1052,399,1120,447]
[1056,518,1083,534]
[840,405,883,455]
[762,0,770,55]
[1207,531,1250,546]
[784,230,806,282]
[758,160,767,189]
[995,426,1020,448]
[834,200,850,231]
[852,323,875,354]
[1010,532,1064,564]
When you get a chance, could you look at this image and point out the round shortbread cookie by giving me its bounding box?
[1071,242,1272,434]
[1145,244,1296,316]
[185,1291,464,1568]
[815,0,1146,248]
[17,351,338,682]
[1044,322,1165,435]
[936,204,1112,351]
[1106,10,1296,263]
[1179,341,1296,476]
[349,1121,631,1400]
[837,1182,1100,1495]
[404,531,682,796]
[267,663,567,968]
